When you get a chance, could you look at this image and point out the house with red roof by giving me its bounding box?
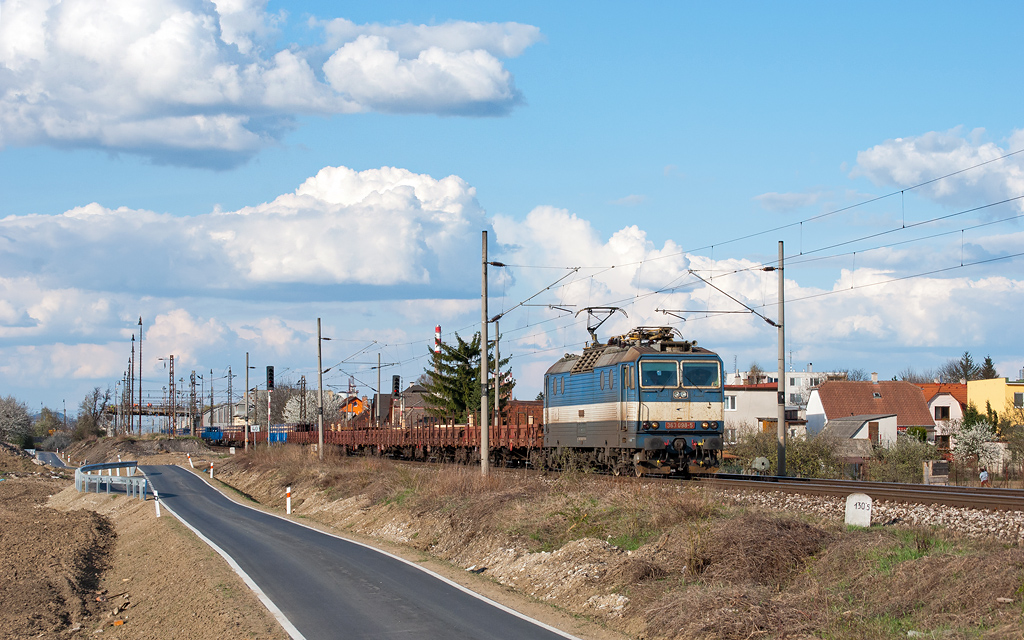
[806,374,934,442]
[913,382,967,447]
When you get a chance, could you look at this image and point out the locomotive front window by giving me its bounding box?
[681,362,721,388]
[640,361,678,387]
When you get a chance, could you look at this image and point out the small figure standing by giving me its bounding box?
[979,467,991,487]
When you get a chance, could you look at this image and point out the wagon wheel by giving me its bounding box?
[634,464,644,477]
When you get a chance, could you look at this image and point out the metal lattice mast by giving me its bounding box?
[190,371,197,436]
[299,375,307,423]
[168,355,175,435]
[227,366,233,429]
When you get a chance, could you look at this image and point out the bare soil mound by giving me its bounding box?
[70,436,211,465]
[0,477,112,639]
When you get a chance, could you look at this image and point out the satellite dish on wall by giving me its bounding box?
[751,457,770,473]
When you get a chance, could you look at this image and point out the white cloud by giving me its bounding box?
[851,127,1024,211]
[610,194,646,206]
[0,1,539,165]
[0,164,487,294]
[4,163,1023,413]
[754,191,822,212]
[320,18,542,58]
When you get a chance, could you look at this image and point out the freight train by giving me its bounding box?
[201,326,724,477]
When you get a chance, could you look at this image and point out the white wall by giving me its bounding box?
[805,390,826,436]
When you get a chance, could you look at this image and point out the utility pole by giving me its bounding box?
[494,319,500,431]
[244,353,249,451]
[480,230,490,476]
[227,366,233,431]
[776,241,787,477]
[210,368,215,429]
[376,352,381,428]
[138,317,143,435]
[317,317,325,461]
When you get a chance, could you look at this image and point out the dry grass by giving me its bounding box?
[214,444,1024,640]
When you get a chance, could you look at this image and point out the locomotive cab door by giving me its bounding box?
[620,364,637,438]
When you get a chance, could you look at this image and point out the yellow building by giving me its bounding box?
[966,378,1024,424]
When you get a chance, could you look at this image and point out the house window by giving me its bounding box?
[810,377,820,387]
[790,377,796,386]
[935,406,950,420]
[725,428,738,444]
[1015,393,1023,408]
[935,435,950,449]
[789,393,800,404]
[725,395,737,411]
[868,422,879,445]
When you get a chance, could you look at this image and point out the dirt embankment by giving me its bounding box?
[56,439,1024,638]
[0,443,285,639]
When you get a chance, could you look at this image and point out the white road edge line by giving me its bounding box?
[140,471,307,640]
[162,464,583,640]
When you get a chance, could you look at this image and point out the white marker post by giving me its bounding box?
[187,454,194,468]
[286,487,292,515]
[209,462,214,479]
[845,492,872,528]
[154,490,161,517]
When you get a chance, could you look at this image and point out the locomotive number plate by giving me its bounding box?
[665,421,696,430]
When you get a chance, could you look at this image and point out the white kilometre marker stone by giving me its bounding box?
[845,492,872,527]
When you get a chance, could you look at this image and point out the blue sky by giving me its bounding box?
[2,0,1023,415]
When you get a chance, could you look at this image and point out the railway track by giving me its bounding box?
[699,474,1024,511]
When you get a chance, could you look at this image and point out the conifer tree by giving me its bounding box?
[979,355,998,379]
[422,332,514,422]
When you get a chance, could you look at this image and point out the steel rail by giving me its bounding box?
[699,474,1024,511]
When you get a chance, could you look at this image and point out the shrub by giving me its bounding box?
[869,434,938,483]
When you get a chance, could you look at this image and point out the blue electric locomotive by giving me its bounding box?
[543,326,724,476]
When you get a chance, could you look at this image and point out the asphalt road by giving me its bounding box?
[141,465,577,640]
[36,451,67,467]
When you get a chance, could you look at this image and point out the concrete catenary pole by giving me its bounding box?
[244,352,249,451]
[480,230,490,476]
[376,352,381,428]
[776,241,787,476]
[494,319,500,431]
[317,317,325,461]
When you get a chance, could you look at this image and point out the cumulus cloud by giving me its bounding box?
[0,164,487,296]
[0,1,540,165]
[492,204,1024,378]
[852,127,1024,211]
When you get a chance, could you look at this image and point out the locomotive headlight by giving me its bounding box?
[701,421,709,428]
[652,421,660,429]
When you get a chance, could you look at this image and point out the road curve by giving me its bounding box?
[141,465,577,640]
[36,451,67,467]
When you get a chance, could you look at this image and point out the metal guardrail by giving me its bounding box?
[75,461,148,500]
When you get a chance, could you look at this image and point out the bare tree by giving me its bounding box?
[937,351,982,383]
[897,366,936,384]
[747,362,766,384]
[73,387,111,440]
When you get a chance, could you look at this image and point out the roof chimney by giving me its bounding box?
[871,371,878,383]
[808,363,813,373]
